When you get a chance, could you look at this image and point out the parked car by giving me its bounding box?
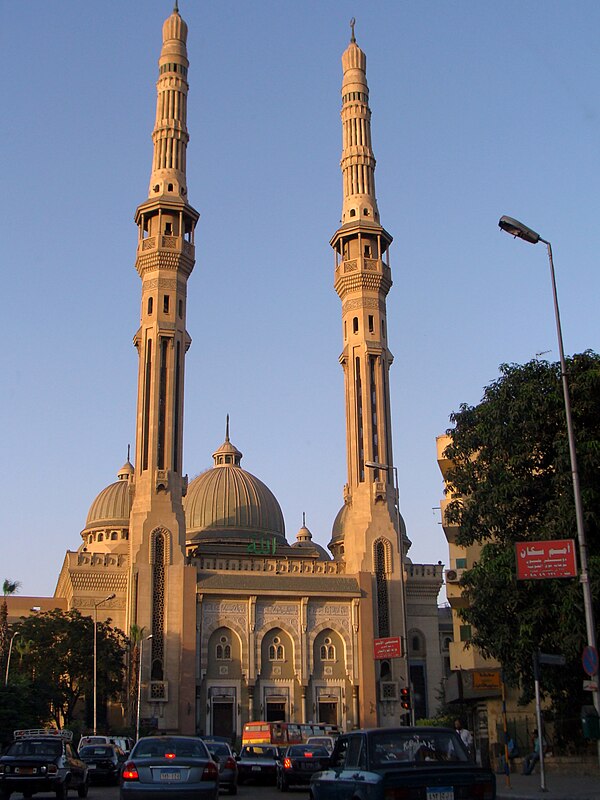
[0,728,89,799]
[120,736,218,799]
[305,735,337,754]
[309,727,496,800]
[236,744,279,785]
[202,739,238,795]
[78,743,124,784]
[276,744,330,791]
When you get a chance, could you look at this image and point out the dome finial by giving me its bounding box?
[127,443,131,462]
[174,0,179,13]
[302,511,306,527]
[350,17,356,43]
[225,413,230,442]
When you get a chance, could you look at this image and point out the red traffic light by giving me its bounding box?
[400,687,411,710]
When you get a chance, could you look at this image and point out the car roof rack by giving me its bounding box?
[14,729,73,741]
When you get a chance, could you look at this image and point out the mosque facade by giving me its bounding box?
[53,5,443,738]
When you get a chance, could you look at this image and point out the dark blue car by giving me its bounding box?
[309,727,496,800]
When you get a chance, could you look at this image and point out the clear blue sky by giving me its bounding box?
[2,1,599,599]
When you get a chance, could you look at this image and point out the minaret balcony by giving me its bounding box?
[335,256,390,279]
[139,235,195,258]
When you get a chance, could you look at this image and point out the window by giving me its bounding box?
[353,317,358,334]
[460,625,472,642]
[164,222,173,235]
[346,736,366,769]
[364,244,372,257]
[456,557,467,569]
[147,297,153,315]
[216,635,232,661]
[269,636,284,661]
[167,183,173,192]
[163,295,170,313]
[320,637,336,661]
[350,209,356,217]
[368,315,374,333]
[98,533,104,542]
[178,299,183,318]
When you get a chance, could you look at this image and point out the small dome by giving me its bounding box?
[85,462,134,529]
[291,515,331,561]
[329,503,348,546]
[185,429,285,545]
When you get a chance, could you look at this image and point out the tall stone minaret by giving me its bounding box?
[127,3,198,734]
[330,21,409,726]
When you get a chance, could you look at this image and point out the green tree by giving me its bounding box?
[0,579,21,678]
[443,352,600,714]
[127,624,146,727]
[13,608,128,727]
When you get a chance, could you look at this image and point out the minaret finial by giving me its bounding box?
[302,511,306,526]
[225,414,230,442]
[174,1,179,13]
[350,17,356,43]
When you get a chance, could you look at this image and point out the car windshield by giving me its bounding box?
[369,731,469,767]
[206,743,229,756]
[288,745,328,757]
[132,739,208,759]
[241,746,277,759]
[80,746,113,757]
[8,741,62,757]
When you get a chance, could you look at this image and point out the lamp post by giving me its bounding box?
[364,460,412,722]
[499,216,600,746]
[93,593,116,735]
[4,631,21,686]
[136,634,153,741]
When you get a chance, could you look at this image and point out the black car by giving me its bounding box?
[0,728,89,800]
[276,744,330,791]
[78,744,124,784]
[236,744,279,785]
[309,727,496,800]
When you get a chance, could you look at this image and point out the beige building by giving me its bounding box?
[41,7,444,738]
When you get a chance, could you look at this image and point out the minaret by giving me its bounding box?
[127,3,198,734]
[330,21,409,726]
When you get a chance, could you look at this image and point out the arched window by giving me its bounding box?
[269,636,284,661]
[320,637,336,661]
[216,635,231,661]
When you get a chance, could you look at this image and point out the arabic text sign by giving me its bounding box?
[516,539,577,580]
[472,670,502,690]
[373,636,402,660]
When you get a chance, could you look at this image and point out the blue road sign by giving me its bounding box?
[582,646,599,677]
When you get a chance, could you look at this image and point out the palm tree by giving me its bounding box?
[128,624,146,726]
[0,578,21,674]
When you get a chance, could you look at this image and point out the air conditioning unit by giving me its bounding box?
[445,568,464,584]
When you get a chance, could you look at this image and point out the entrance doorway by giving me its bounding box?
[266,700,286,722]
[318,701,338,725]
[212,699,234,739]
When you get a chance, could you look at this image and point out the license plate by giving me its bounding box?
[88,764,97,769]
[426,789,453,800]
[160,769,181,781]
[251,765,262,771]
[16,767,35,775]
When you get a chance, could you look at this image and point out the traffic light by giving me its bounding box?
[400,686,411,711]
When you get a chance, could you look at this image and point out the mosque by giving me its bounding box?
[47,5,444,737]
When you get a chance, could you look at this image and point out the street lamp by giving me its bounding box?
[93,593,116,735]
[4,631,21,686]
[364,460,412,722]
[136,634,153,741]
[499,215,600,731]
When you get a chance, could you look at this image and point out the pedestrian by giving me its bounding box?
[523,728,546,775]
[454,719,473,754]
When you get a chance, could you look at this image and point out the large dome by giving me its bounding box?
[85,461,134,529]
[184,432,286,545]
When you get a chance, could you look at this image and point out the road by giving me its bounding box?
[7,782,307,800]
